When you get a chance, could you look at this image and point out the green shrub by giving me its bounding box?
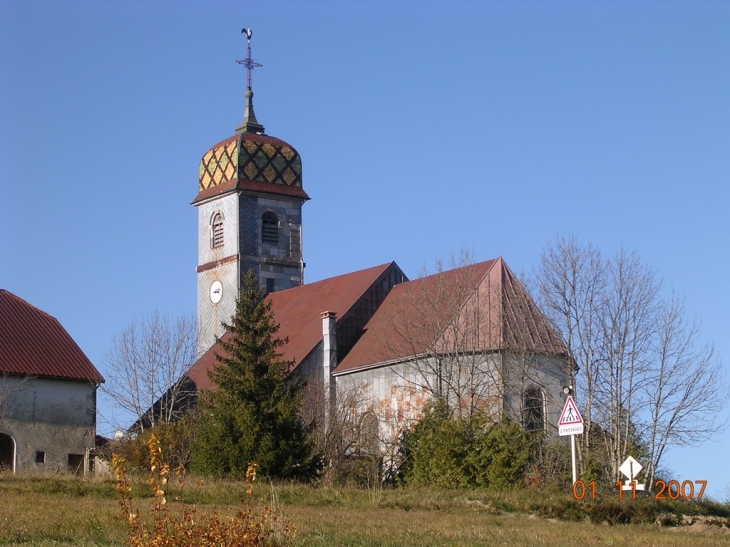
[398,403,535,489]
[468,419,533,490]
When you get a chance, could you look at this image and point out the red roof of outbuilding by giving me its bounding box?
[0,290,104,382]
[335,258,567,374]
[186,263,398,391]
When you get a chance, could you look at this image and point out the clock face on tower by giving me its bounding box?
[209,280,223,304]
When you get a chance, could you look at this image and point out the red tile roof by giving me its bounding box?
[186,263,399,391]
[335,258,567,374]
[0,290,104,382]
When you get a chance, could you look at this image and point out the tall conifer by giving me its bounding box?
[192,270,318,479]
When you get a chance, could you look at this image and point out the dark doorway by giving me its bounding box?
[0,434,14,471]
[68,453,84,475]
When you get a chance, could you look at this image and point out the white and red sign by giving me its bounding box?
[558,396,584,436]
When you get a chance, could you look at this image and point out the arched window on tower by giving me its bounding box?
[261,212,278,245]
[523,386,545,432]
[211,212,224,248]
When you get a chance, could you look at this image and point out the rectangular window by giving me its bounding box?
[266,278,275,294]
[35,451,45,464]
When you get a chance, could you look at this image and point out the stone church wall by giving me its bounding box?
[335,352,568,453]
[501,353,570,436]
[336,355,501,451]
[196,193,240,355]
[254,196,303,292]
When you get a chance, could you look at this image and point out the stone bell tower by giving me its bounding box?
[192,29,309,355]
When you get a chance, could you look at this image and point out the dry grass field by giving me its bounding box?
[0,474,728,547]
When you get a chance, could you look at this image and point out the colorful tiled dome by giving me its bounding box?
[195,132,307,202]
[193,87,309,203]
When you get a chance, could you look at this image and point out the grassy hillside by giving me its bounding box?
[0,474,728,547]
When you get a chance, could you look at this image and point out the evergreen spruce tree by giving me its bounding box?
[192,270,318,479]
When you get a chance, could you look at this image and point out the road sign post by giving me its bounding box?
[619,456,645,491]
[558,396,584,485]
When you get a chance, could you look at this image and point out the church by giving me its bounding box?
[186,34,571,456]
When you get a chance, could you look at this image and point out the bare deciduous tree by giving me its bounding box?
[102,311,197,432]
[643,296,726,487]
[386,250,503,420]
[376,249,569,440]
[535,235,728,485]
[301,382,380,485]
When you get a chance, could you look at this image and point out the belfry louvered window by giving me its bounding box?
[212,213,224,248]
[262,212,278,245]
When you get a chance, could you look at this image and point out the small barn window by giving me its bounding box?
[212,212,224,248]
[261,212,278,245]
[35,451,45,464]
[523,386,545,432]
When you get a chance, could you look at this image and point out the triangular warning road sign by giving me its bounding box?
[558,396,584,436]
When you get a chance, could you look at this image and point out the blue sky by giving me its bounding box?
[2,1,729,498]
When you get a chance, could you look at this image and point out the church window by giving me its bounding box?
[359,413,379,455]
[523,386,545,432]
[212,213,224,248]
[262,212,278,245]
[265,278,275,294]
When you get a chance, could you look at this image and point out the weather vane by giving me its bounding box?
[236,28,262,90]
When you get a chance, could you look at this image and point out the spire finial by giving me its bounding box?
[235,28,265,134]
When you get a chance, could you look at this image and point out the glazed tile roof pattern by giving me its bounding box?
[186,263,398,392]
[0,290,104,382]
[335,258,568,374]
[195,133,308,203]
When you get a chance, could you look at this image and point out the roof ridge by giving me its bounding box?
[273,262,395,294]
[395,258,497,287]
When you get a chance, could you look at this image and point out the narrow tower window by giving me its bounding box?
[261,212,278,245]
[212,213,224,248]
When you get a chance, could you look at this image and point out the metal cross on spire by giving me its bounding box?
[236,28,262,90]
[234,28,265,134]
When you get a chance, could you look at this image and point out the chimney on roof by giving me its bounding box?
[321,311,337,433]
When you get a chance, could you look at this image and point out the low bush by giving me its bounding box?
[398,403,535,489]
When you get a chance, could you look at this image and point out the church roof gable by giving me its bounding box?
[0,290,104,382]
[334,258,567,374]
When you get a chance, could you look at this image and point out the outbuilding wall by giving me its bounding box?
[0,375,97,474]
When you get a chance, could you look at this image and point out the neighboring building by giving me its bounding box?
[0,290,104,474]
